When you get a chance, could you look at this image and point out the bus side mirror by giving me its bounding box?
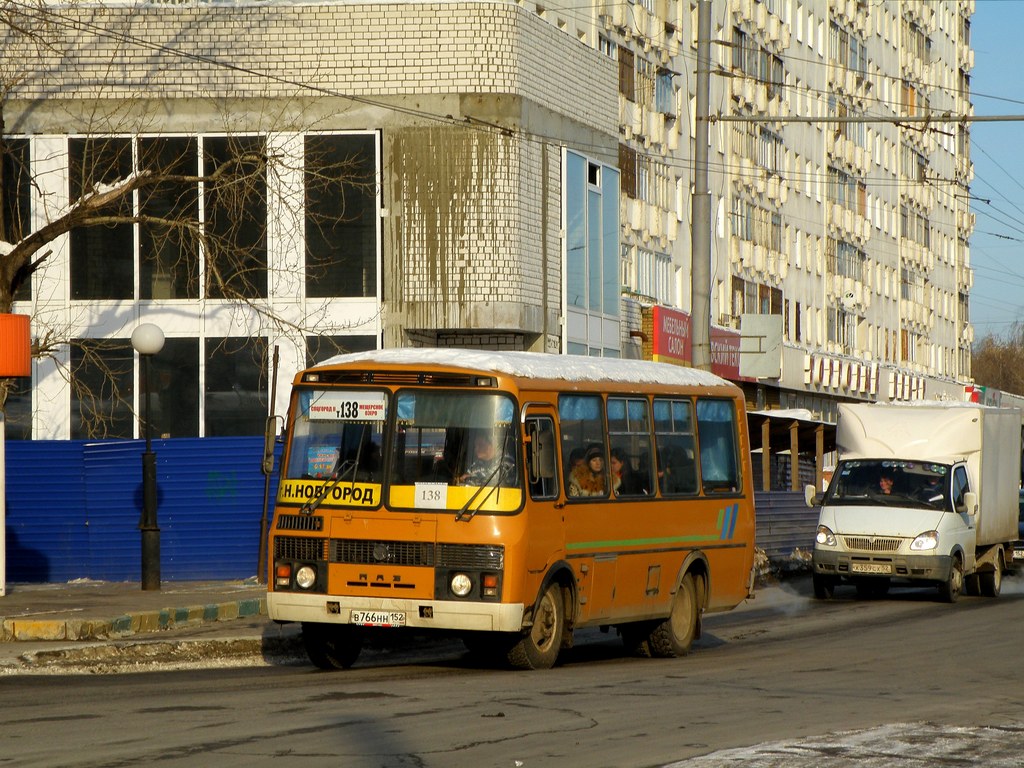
[528,425,556,482]
[263,415,283,475]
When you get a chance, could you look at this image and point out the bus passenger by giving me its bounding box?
[610,447,646,496]
[568,444,607,497]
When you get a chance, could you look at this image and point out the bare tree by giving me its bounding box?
[971,322,1024,397]
[0,0,378,434]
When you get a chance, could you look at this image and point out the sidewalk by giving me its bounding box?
[0,578,268,642]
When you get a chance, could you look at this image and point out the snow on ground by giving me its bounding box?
[666,722,1024,767]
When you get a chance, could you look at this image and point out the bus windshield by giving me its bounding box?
[389,389,521,513]
[286,389,386,482]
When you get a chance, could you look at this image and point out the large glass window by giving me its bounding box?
[69,138,134,300]
[70,339,134,439]
[204,136,267,299]
[565,150,620,356]
[139,137,200,299]
[2,376,32,440]
[305,134,378,298]
[204,336,268,436]
[306,335,378,368]
[148,337,200,438]
[696,399,739,492]
[2,138,31,301]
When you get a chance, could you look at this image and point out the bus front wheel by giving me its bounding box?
[302,622,362,670]
[508,583,564,670]
[647,572,698,658]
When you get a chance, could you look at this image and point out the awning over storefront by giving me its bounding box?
[747,408,836,492]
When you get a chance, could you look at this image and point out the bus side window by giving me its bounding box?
[696,398,739,493]
[654,397,698,496]
[526,417,559,500]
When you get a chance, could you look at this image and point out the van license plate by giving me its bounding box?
[351,611,406,627]
[851,562,891,574]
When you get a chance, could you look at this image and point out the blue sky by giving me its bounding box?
[967,0,1024,337]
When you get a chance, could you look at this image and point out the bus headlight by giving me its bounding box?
[815,525,837,547]
[295,565,317,589]
[910,530,939,551]
[450,573,473,597]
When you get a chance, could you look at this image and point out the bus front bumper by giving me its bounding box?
[267,591,526,633]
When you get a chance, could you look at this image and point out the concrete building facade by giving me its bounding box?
[0,0,975,440]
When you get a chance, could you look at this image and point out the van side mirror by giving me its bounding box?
[958,491,978,516]
[804,484,822,507]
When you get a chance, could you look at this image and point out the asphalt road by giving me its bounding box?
[4,575,1024,767]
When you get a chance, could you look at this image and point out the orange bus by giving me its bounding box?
[267,349,756,669]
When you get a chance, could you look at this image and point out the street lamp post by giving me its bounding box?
[131,323,165,591]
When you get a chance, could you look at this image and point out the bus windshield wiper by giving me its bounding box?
[455,462,503,522]
[300,458,357,516]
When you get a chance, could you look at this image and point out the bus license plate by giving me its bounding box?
[851,562,891,574]
[351,610,406,627]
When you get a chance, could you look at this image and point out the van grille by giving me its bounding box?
[843,536,902,552]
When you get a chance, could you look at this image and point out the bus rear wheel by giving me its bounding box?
[647,572,698,658]
[507,583,564,670]
[302,622,362,670]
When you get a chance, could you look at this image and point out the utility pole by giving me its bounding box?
[690,0,712,371]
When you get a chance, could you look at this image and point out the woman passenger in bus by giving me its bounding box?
[610,447,646,496]
[568,444,607,497]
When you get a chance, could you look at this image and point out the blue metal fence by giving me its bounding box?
[4,439,818,584]
[4,437,278,583]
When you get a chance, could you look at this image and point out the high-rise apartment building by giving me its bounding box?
[0,0,974,440]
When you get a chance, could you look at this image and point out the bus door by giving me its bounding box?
[522,407,564,578]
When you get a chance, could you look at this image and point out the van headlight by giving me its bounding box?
[910,530,939,551]
[815,525,837,547]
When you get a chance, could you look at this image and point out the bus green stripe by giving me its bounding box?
[567,534,716,550]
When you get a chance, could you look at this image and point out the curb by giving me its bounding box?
[1,598,267,642]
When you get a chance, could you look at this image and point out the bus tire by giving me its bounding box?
[647,572,698,658]
[302,622,362,670]
[507,582,564,670]
[620,621,657,657]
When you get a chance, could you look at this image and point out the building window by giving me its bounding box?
[203,135,268,299]
[3,376,32,440]
[565,150,620,356]
[148,337,200,438]
[305,133,378,298]
[2,138,31,301]
[204,336,268,437]
[139,137,200,300]
[70,339,134,439]
[305,334,378,367]
[69,138,134,300]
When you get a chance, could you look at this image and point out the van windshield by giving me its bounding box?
[826,460,952,511]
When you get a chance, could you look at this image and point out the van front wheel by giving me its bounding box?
[938,555,963,603]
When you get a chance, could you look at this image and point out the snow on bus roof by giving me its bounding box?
[317,348,731,388]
